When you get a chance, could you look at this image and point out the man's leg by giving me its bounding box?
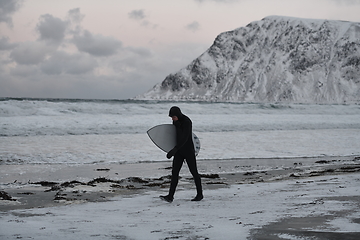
[168,154,185,198]
[186,154,203,200]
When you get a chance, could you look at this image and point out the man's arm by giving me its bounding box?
[174,119,191,150]
[166,119,191,159]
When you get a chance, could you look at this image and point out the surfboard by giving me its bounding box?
[147,124,200,156]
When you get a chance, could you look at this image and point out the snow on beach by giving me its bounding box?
[1,99,360,239]
[1,171,360,239]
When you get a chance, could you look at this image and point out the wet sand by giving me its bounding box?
[1,156,359,211]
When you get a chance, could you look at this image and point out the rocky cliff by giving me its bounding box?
[138,16,360,103]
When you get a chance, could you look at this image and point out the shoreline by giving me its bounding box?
[1,155,359,212]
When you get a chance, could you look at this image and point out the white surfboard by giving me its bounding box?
[147,124,200,156]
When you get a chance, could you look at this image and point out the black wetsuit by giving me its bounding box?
[167,107,202,199]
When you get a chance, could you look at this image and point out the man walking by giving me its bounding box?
[160,106,203,203]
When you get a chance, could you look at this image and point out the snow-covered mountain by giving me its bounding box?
[137,16,360,103]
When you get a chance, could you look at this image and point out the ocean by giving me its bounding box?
[1,98,360,166]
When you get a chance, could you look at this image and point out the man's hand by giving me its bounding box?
[166,147,178,159]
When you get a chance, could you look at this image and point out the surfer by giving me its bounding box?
[160,106,203,203]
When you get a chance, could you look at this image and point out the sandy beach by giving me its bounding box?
[1,156,360,239]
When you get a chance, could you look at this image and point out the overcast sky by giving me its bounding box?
[1,0,360,99]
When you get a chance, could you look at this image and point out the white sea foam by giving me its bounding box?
[1,99,360,164]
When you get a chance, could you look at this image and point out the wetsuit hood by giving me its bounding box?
[169,106,183,117]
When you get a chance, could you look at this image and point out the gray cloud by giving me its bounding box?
[66,8,85,35]
[67,8,84,24]
[10,64,38,77]
[2,41,206,99]
[10,41,55,65]
[128,9,146,20]
[127,47,152,57]
[7,11,69,66]
[186,21,200,32]
[128,9,157,29]
[0,36,18,50]
[41,51,97,75]
[0,0,23,27]
[111,51,152,75]
[36,14,68,43]
[73,30,122,56]
[1,5,201,99]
